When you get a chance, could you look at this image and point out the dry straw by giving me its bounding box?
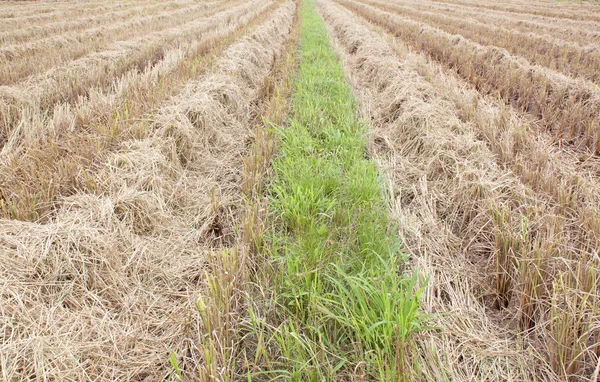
[0,0,295,379]
[318,0,599,379]
[0,0,277,221]
[338,0,600,153]
[393,0,600,46]
[361,0,600,84]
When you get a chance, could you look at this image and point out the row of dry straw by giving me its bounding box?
[320,0,600,379]
[0,0,296,380]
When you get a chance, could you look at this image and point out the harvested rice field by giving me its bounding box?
[0,0,599,380]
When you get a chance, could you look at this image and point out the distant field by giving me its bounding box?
[0,0,598,380]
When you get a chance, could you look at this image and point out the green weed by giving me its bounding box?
[244,1,428,379]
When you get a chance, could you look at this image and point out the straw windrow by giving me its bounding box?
[0,1,298,378]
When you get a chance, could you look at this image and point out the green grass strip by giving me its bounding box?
[250,1,427,380]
